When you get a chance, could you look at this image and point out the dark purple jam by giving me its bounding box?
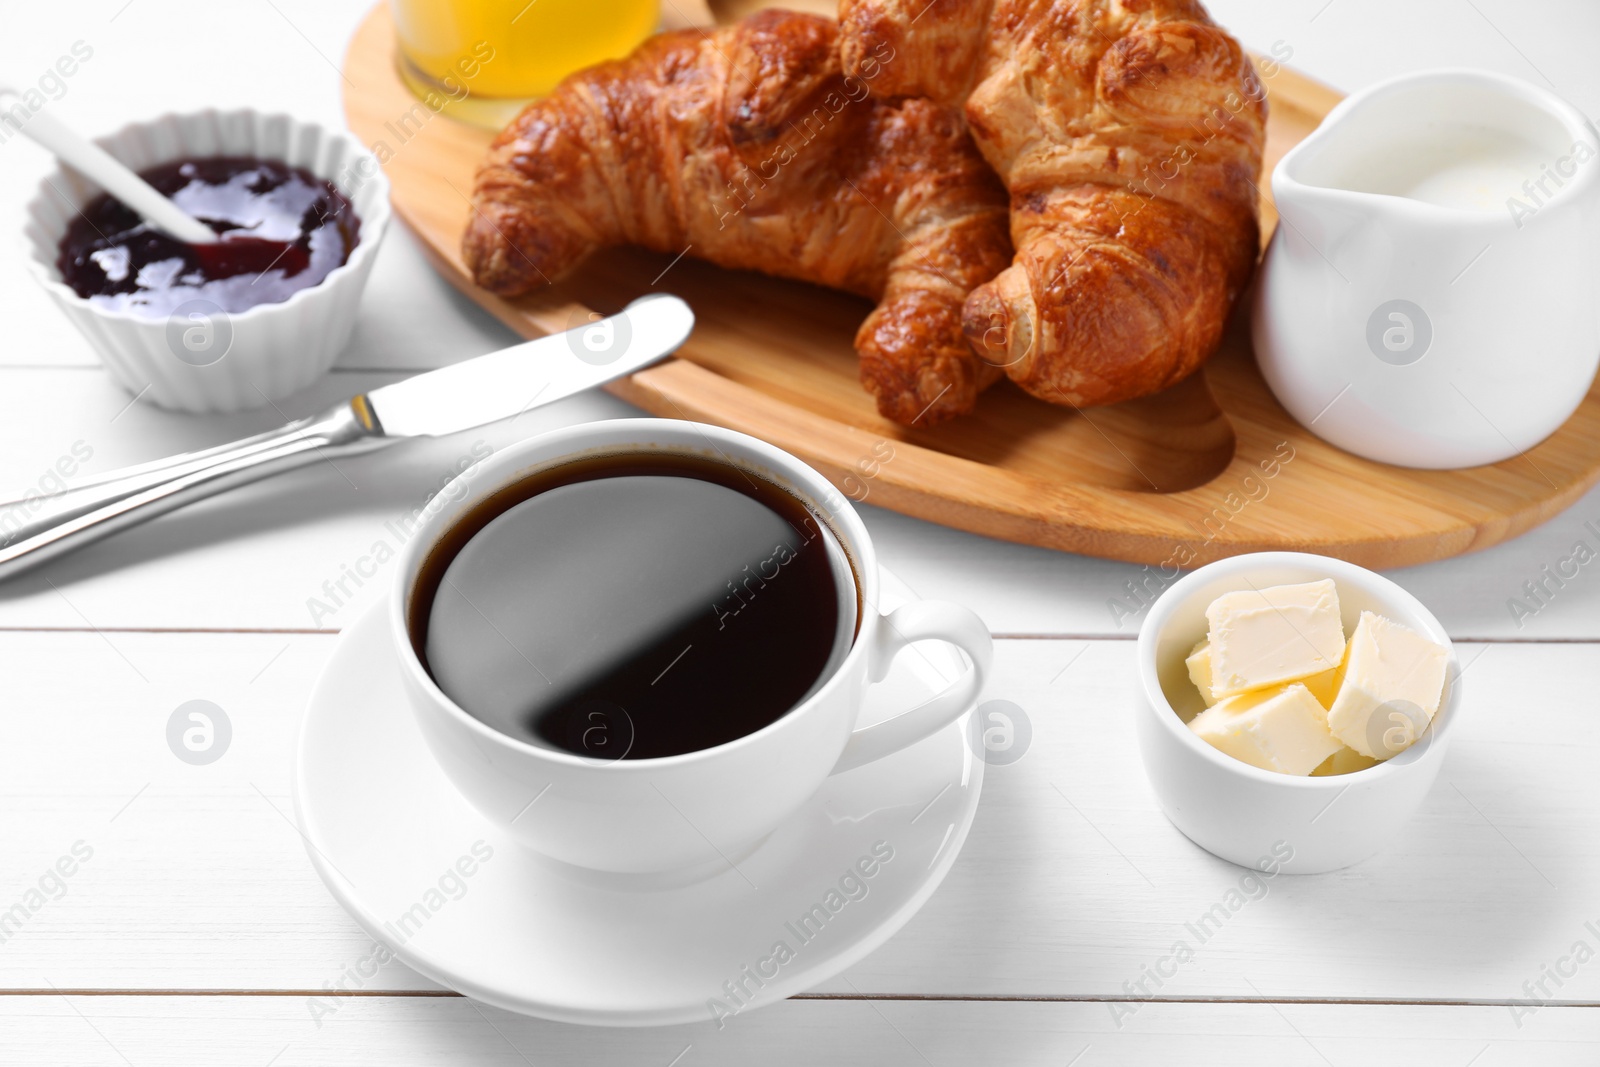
[57,156,360,317]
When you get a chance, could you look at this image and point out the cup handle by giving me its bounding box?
[829,601,993,775]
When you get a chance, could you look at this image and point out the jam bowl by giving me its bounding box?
[22,109,390,413]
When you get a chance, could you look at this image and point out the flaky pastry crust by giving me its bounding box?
[840,0,1267,407]
[464,10,1012,425]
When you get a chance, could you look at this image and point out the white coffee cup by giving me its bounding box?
[1135,552,1463,873]
[390,419,993,874]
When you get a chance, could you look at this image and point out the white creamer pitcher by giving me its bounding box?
[1253,70,1600,468]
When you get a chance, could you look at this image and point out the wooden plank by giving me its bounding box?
[865,481,1600,641]
[0,631,1593,1005]
[0,996,1593,1066]
[4,367,1600,639]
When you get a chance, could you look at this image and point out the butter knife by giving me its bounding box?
[0,294,694,581]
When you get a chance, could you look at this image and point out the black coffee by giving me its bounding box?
[410,452,855,760]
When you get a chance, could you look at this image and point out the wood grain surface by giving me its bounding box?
[7,1,1600,1063]
[2,997,1594,1066]
[2,632,1593,1005]
[340,2,1600,570]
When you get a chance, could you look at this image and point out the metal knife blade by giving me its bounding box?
[0,294,695,581]
[362,294,695,438]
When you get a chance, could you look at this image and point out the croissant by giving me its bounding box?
[463,10,1012,425]
[839,0,1267,408]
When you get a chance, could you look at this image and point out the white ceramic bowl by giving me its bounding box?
[1135,552,1462,874]
[22,109,390,413]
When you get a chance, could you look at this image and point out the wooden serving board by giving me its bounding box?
[342,3,1600,568]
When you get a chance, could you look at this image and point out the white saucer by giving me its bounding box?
[293,568,983,1027]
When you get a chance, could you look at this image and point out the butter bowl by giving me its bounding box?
[1135,552,1462,874]
[22,109,390,413]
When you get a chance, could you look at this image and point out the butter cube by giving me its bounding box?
[1189,635,1342,711]
[1206,579,1346,697]
[1188,683,1344,775]
[1186,640,1218,707]
[1299,649,1347,711]
[1311,746,1379,776]
[1327,611,1449,759]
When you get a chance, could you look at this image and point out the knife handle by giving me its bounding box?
[0,401,388,582]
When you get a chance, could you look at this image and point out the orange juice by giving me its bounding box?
[390,0,661,127]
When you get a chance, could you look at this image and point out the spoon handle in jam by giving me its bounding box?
[0,88,218,244]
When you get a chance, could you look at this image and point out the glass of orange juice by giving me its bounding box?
[390,0,662,128]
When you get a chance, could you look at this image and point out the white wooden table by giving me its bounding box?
[2,1,1598,1062]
